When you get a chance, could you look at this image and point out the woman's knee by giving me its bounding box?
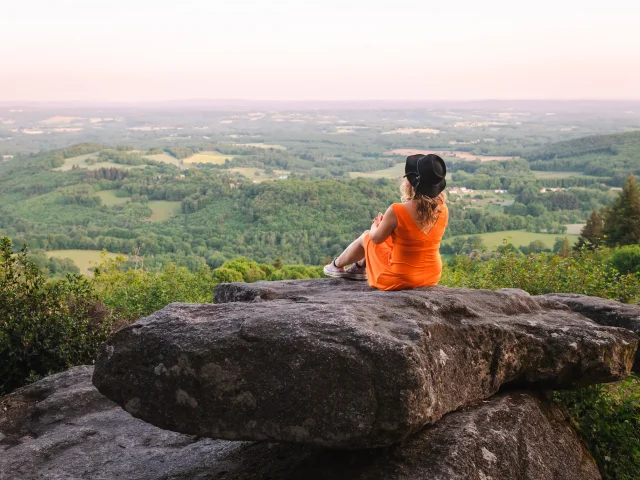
[358,230,370,244]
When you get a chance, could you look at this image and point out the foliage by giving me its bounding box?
[577,209,605,249]
[441,244,640,303]
[92,255,216,322]
[610,244,640,275]
[555,376,640,480]
[0,238,113,395]
[603,175,640,247]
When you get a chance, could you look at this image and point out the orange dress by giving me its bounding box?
[363,203,448,291]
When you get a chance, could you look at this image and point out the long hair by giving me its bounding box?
[400,177,446,230]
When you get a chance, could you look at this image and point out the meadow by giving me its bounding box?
[233,143,286,150]
[53,153,145,171]
[96,190,129,206]
[97,190,180,221]
[142,153,181,166]
[532,171,590,179]
[183,151,234,165]
[443,230,579,250]
[230,167,290,182]
[45,249,124,275]
[147,200,182,221]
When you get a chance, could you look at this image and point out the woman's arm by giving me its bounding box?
[369,205,398,244]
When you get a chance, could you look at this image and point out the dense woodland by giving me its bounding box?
[2,127,638,268]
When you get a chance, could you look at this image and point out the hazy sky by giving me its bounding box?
[2,0,639,101]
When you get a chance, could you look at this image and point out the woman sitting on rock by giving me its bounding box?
[324,153,448,290]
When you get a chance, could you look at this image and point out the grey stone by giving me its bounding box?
[538,293,640,371]
[1,367,600,480]
[93,279,638,448]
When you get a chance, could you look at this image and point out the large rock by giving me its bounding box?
[93,280,638,448]
[539,293,640,371]
[1,367,600,480]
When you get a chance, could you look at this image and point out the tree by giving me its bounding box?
[603,175,640,246]
[576,209,605,250]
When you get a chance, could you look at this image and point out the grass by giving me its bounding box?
[532,171,589,179]
[183,151,233,165]
[96,190,129,206]
[348,163,406,179]
[233,143,286,150]
[231,167,290,183]
[53,153,145,171]
[53,153,98,171]
[565,223,586,235]
[96,191,180,221]
[349,158,463,180]
[46,250,125,275]
[443,230,579,250]
[147,201,182,221]
[142,153,181,167]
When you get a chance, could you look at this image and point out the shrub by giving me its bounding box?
[0,238,113,395]
[555,375,640,480]
[441,243,640,304]
[211,267,244,284]
[610,245,640,275]
[93,255,216,321]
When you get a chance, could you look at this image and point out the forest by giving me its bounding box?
[1,126,637,269]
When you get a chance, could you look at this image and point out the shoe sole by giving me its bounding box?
[345,273,368,281]
[323,266,349,278]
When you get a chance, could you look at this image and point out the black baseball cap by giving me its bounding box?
[404,153,446,198]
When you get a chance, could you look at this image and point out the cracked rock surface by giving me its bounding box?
[93,280,638,448]
[538,293,640,371]
[1,366,600,480]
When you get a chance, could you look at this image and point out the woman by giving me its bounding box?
[324,153,448,290]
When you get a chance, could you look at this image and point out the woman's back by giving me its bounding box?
[365,202,448,290]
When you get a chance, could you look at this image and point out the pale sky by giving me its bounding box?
[1,0,639,101]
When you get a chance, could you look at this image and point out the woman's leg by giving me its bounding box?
[335,230,368,268]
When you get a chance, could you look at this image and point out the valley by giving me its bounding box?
[1,101,639,273]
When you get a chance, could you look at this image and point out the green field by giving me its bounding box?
[348,158,459,179]
[96,190,129,206]
[231,167,290,182]
[96,191,180,221]
[233,143,286,150]
[54,153,145,171]
[46,250,125,275]
[444,230,579,250]
[183,151,233,165]
[147,200,182,221]
[348,162,405,179]
[531,171,588,179]
[565,223,586,235]
[142,153,181,166]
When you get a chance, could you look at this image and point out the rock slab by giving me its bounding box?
[1,366,600,480]
[93,280,638,448]
[539,293,640,371]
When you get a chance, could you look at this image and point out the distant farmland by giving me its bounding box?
[46,249,125,275]
[443,230,579,250]
[183,151,234,165]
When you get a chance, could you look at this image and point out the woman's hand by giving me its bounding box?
[372,212,383,228]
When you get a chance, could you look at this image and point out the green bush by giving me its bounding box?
[211,267,244,284]
[555,376,640,480]
[610,244,640,275]
[0,238,113,395]
[93,255,216,321]
[441,244,640,304]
